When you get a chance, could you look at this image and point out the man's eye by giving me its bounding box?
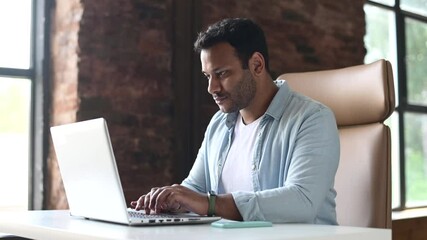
[218,71,227,78]
[203,74,210,80]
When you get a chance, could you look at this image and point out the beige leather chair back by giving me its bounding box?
[278,59,394,228]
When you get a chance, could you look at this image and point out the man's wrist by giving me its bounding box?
[207,190,217,216]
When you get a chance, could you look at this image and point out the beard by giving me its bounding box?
[217,71,256,113]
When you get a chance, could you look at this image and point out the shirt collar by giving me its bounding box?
[265,80,291,121]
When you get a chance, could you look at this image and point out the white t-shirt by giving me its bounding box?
[218,114,261,193]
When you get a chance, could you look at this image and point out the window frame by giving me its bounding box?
[30,0,51,210]
[366,0,427,211]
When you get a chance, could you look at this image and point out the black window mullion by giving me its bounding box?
[366,0,395,10]
[0,67,33,78]
[401,9,427,23]
[29,0,51,210]
[406,105,427,113]
[395,0,409,211]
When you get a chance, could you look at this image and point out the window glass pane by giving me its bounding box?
[405,112,427,207]
[405,18,427,106]
[370,0,395,6]
[0,0,32,69]
[401,0,427,17]
[0,77,31,210]
[364,4,399,106]
[385,112,401,209]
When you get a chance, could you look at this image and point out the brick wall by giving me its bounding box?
[48,0,365,209]
[48,0,174,209]
[76,0,174,204]
[48,0,82,209]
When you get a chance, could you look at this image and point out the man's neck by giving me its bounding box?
[240,77,278,124]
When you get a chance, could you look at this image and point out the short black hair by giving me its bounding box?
[194,18,270,71]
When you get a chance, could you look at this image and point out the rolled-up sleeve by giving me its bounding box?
[181,137,208,193]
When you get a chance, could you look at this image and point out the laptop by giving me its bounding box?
[50,118,221,226]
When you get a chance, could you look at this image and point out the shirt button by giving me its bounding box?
[252,164,256,170]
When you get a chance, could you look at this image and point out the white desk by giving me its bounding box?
[0,210,391,240]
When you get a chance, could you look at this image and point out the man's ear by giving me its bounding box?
[249,52,265,76]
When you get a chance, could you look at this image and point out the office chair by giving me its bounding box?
[278,59,394,229]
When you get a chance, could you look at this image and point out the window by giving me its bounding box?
[0,0,49,210]
[365,0,427,210]
[0,0,33,211]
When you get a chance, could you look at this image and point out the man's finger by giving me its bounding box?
[155,188,172,212]
[144,194,151,214]
[134,195,146,211]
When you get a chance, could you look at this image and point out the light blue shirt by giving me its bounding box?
[181,80,340,225]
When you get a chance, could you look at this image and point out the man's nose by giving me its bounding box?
[207,77,220,94]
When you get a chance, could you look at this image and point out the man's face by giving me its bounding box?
[201,42,256,113]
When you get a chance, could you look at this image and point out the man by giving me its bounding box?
[131,18,340,225]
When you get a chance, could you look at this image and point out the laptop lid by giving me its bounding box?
[50,118,220,226]
[51,118,131,224]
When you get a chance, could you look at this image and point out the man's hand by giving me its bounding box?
[130,184,243,220]
[130,184,209,215]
